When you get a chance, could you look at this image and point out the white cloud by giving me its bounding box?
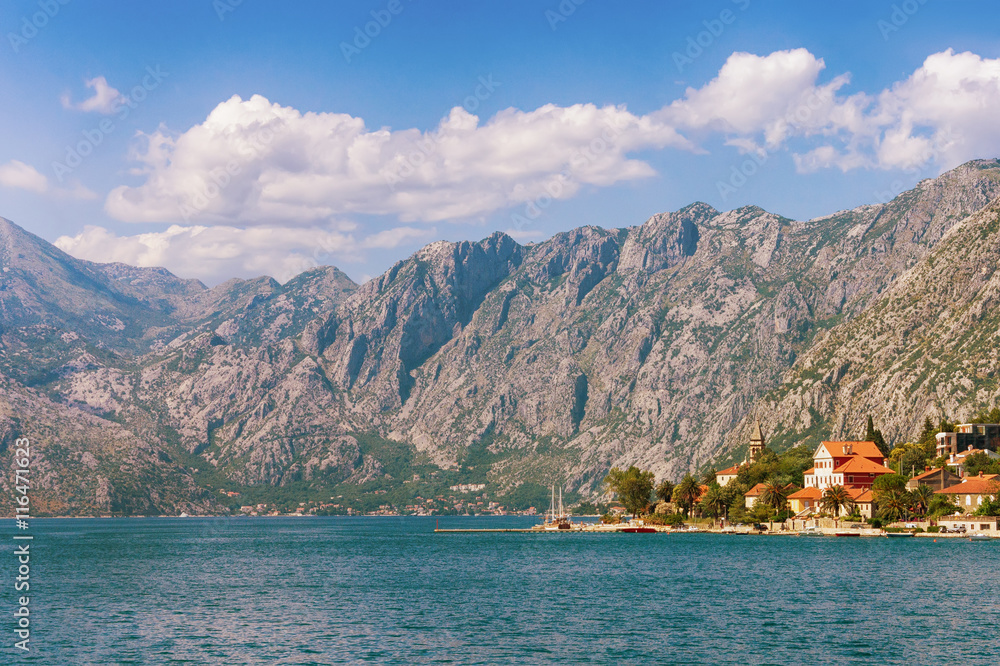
[104,94,694,225]
[666,48,1000,175]
[100,48,1000,234]
[53,223,435,285]
[61,76,124,114]
[869,49,1000,170]
[0,159,97,199]
[0,160,48,193]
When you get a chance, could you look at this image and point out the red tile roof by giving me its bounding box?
[911,467,948,481]
[803,467,816,475]
[847,488,874,503]
[745,482,768,497]
[788,487,823,500]
[716,465,740,476]
[832,457,895,475]
[935,477,1000,495]
[820,441,884,460]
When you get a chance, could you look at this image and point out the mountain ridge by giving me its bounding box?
[3,158,1000,513]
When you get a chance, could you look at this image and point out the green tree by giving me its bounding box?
[777,446,815,487]
[655,479,675,503]
[758,482,789,514]
[877,489,911,523]
[700,483,728,520]
[672,475,702,518]
[928,495,958,518]
[909,484,934,516]
[973,494,1000,516]
[821,485,854,518]
[916,416,937,448]
[872,473,908,500]
[963,452,1000,477]
[701,468,718,486]
[866,415,890,457]
[604,466,655,518]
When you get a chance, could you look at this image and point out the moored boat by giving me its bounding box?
[834,532,861,537]
[885,532,915,538]
[968,534,993,541]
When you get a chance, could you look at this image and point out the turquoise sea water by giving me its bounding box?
[3,516,1000,664]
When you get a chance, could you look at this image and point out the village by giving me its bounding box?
[604,418,1000,538]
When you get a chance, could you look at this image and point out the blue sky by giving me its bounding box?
[1,0,999,284]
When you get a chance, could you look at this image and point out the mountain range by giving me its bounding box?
[2,158,1000,515]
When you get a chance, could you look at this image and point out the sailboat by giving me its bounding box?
[534,486,573,530]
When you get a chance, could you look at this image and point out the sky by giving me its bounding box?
[1,0,999,286]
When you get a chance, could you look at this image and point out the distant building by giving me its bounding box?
[938,515,1000,534]
[802,441,892,492]
[933,474,1000,511]
[449,483,486,493]
[906,467,961,491]
[744,483,767,509]
[935,423,1000,457]
[743,482,795,510]
[748,420,765,464]
[715,465,740,486]
[948,448,1000,476]
[787,487,822,515]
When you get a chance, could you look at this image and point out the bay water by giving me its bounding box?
[3,516,999,664]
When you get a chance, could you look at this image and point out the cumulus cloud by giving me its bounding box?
[0,159,96,199]
[0,160,48,193]
[53,223,435,285]
[868,49,1000,170]
[665,49,865,147]
[101,48,1000,232]
[61,76,124,114]
[104,94,694,225]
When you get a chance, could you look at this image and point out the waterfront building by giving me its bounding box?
[935,423,1000,457]
[787,486,822,514]
[933,474,1000,511]
[948,448,1000,476]
[802,441,892,491]
[715,465,740,486]
[744,482,767,509]
[905,467,961,491]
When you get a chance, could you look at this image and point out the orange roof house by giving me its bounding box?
[787,486,823,514]
[744,483,767,509]
[934,474,1000,512]
[803,441,892,492]
[906,467,961,491]
[715,465,741,487]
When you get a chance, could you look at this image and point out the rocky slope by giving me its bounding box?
[2,159,1000,512]
[727,194,1000,459]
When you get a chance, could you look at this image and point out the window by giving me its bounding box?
[966,495,972,506]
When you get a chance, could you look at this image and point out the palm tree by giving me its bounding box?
[909,484,934,516]
[700,485,727,524]
[877,489,912,523]
[822,485,854,521]
[655,479,675,503]
[758,482,789,515]
[673,475,701,518]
